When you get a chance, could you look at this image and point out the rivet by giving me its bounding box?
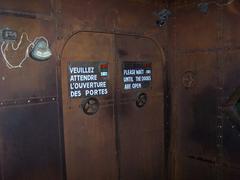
[27,100,31,103]
[1,76,5,80]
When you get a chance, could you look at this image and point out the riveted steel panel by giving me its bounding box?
[174,3,219,51]
[0,16,56,101]
[60,0,162,35]
[222,167,240,180]
[222,1,240,48]
[115,35,164,180]
[222,50,240,169]
[61,32,118,180]
[171,51,219,180]
[61,0,116,31]
[0,103,62,180]
[175,157,216,180]
[0,0,51,15]
[113,0,159,34]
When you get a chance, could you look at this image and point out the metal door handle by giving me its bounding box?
[136,93,147,108]
[82,97,100,115]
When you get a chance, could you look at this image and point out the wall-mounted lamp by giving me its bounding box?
[0,30,52,69]
[30,38,52,61]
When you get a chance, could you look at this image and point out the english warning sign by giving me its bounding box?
[123,62,152,90]
[68,62,109,98]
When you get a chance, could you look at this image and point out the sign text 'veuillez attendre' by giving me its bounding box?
[68,62,109,98]
[123,62,152,90]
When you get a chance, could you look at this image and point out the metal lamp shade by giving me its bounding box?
[30,38,52,61]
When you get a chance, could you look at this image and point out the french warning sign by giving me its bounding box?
[68,62,109,98]
[123,62,152,90]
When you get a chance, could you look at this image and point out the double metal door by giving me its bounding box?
[61,32,164,180]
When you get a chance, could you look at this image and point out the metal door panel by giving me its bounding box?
[0,103,62,180]
[172,52,219,179]
[174,52,218,159]
[222,50,240,169]
[61,32,118,180]
[175,157,216,180]
[115,35,164,180]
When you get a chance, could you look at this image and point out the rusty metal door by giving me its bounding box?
[61,33,164,180]
[61,32,118,180]
[115,35,165,180]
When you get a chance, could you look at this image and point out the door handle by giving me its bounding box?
[82,97,100,115]
[136,93,147,108]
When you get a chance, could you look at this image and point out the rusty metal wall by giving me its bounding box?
[0,0,64,180]
[4,0,240,180]
[0,0,167,180]
[168,0,240,180]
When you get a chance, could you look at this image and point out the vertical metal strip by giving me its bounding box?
[162,1,171,179]
[113,34,121,180]
[53,0,67,180]
[216,4,225,180]
[169,4,178,180]
[0,124,4,180]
